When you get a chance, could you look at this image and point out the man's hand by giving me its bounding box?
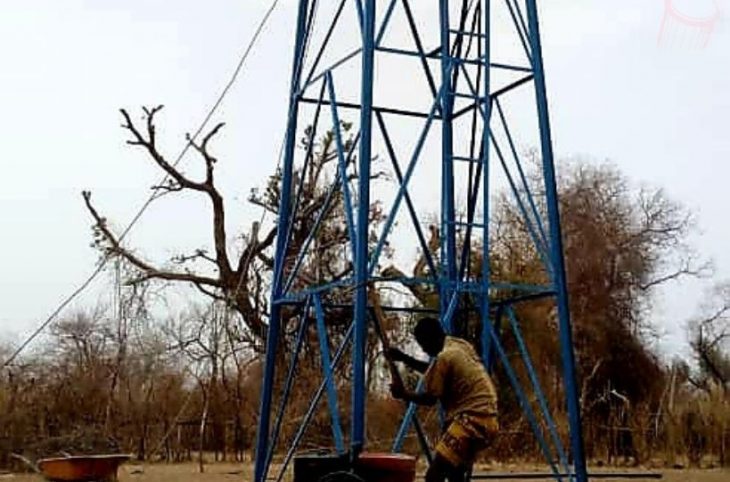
[386,347,407,363]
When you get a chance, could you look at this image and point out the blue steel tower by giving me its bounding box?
[254,1,588,482]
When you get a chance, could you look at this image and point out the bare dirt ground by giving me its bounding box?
[3,462,728,482]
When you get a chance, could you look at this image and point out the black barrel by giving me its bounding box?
[293,451,350,482]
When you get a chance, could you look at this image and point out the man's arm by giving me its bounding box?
[387,348,430,373]
[390,380,438,406]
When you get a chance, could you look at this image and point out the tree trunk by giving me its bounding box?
[198,389,210,473]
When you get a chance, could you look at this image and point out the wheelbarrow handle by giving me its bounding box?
[10,453,41,474]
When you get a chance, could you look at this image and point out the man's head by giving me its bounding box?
[414,317,446,357]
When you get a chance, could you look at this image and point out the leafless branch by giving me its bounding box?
[640,259,711,291]
[82,190,221,288]
[172,249,219,266]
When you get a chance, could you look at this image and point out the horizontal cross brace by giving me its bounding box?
[299,97,437,119]
[452,74,535,120]
[449,29,488,39]
[453,155,484,164]
[274,290,556,313]
[450,220,486,229]
[451,92,488,101]
[376,46,532,73]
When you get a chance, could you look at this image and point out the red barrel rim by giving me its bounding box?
[356,452,416,471]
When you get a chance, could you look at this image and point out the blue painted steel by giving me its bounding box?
[483,306,501,372]
[303,48,362,93]
[401,0,440,108]
[283,277,353,302]
[263,304,311,477]
[391,378,424,453]
[490,61,533,72]
[302,0,347,90]
[506,307,569,473]
[480,0,493,371]
[352,0,376,455]
[503,0,533,65]
[314,294,346,454]
[392,292,459,450]
[494,98,550,254]
[491,74,536,99]
[354,0,363,31]
[453,91,487,101]
[368,72,450,276]
[457,154,485,282]
[262,2,589,481]
[375,45,531,74]
[375,111,439,280]
[281,79,328,270]
[525,1,589,480]
[485,315,565,481]
[439,1,458,335]
[282,134,361,295]
[275,322,355,482]
[509,0,531,46]
[413,415,434,463]
[457,5,485,286]
[326,71,358,258]
[375,0,398,46]
[368,307,433,462]
[490,132,551,269]
[450,28,487,39]
[253,1,310,481]
[457,62,488,118]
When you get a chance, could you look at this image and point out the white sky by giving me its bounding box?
[1,0,728,361]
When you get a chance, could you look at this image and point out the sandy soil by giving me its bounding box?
[2,462,727,482]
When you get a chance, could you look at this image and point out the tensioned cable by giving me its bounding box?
[2,0,283,369]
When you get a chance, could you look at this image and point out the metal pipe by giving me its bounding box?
[506,306,569,473]
[326,72,358,258]
[376,0,398,46]
[274,323,355,482]
[439,0,457,334]
[263,305,311,474]
[253,2,311,481]
[484,316,564,481]
[494,98,550,255]
[314,294,346,453]
[351,0,376,455]
[480,0,493,371]
[524,1,588,480]
[376,111,439,281]
[368,73,451,276]
[489,132,551,269]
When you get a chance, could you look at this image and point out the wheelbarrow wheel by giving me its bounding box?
[317,470,366,482]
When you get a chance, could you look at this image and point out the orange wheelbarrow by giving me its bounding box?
[13,453,131,481]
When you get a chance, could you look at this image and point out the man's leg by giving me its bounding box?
[425,454,465,482]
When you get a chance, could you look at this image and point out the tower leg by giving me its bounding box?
[480,0,493,370]
[439,0,457,334]
[351,0,376,457]
[253,1,310,481]
[524,1,588,480]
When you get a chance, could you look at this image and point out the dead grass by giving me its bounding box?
[2,462,728,482]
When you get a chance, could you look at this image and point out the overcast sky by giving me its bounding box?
[1,0,728,360]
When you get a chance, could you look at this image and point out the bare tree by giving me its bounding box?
[83,107,389,351]
[689,282,730,393]
[83,106,275,345]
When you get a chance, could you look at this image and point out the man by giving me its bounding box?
[387,317,498,482]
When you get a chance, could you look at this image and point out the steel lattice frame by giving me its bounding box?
[254,1,588,482]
